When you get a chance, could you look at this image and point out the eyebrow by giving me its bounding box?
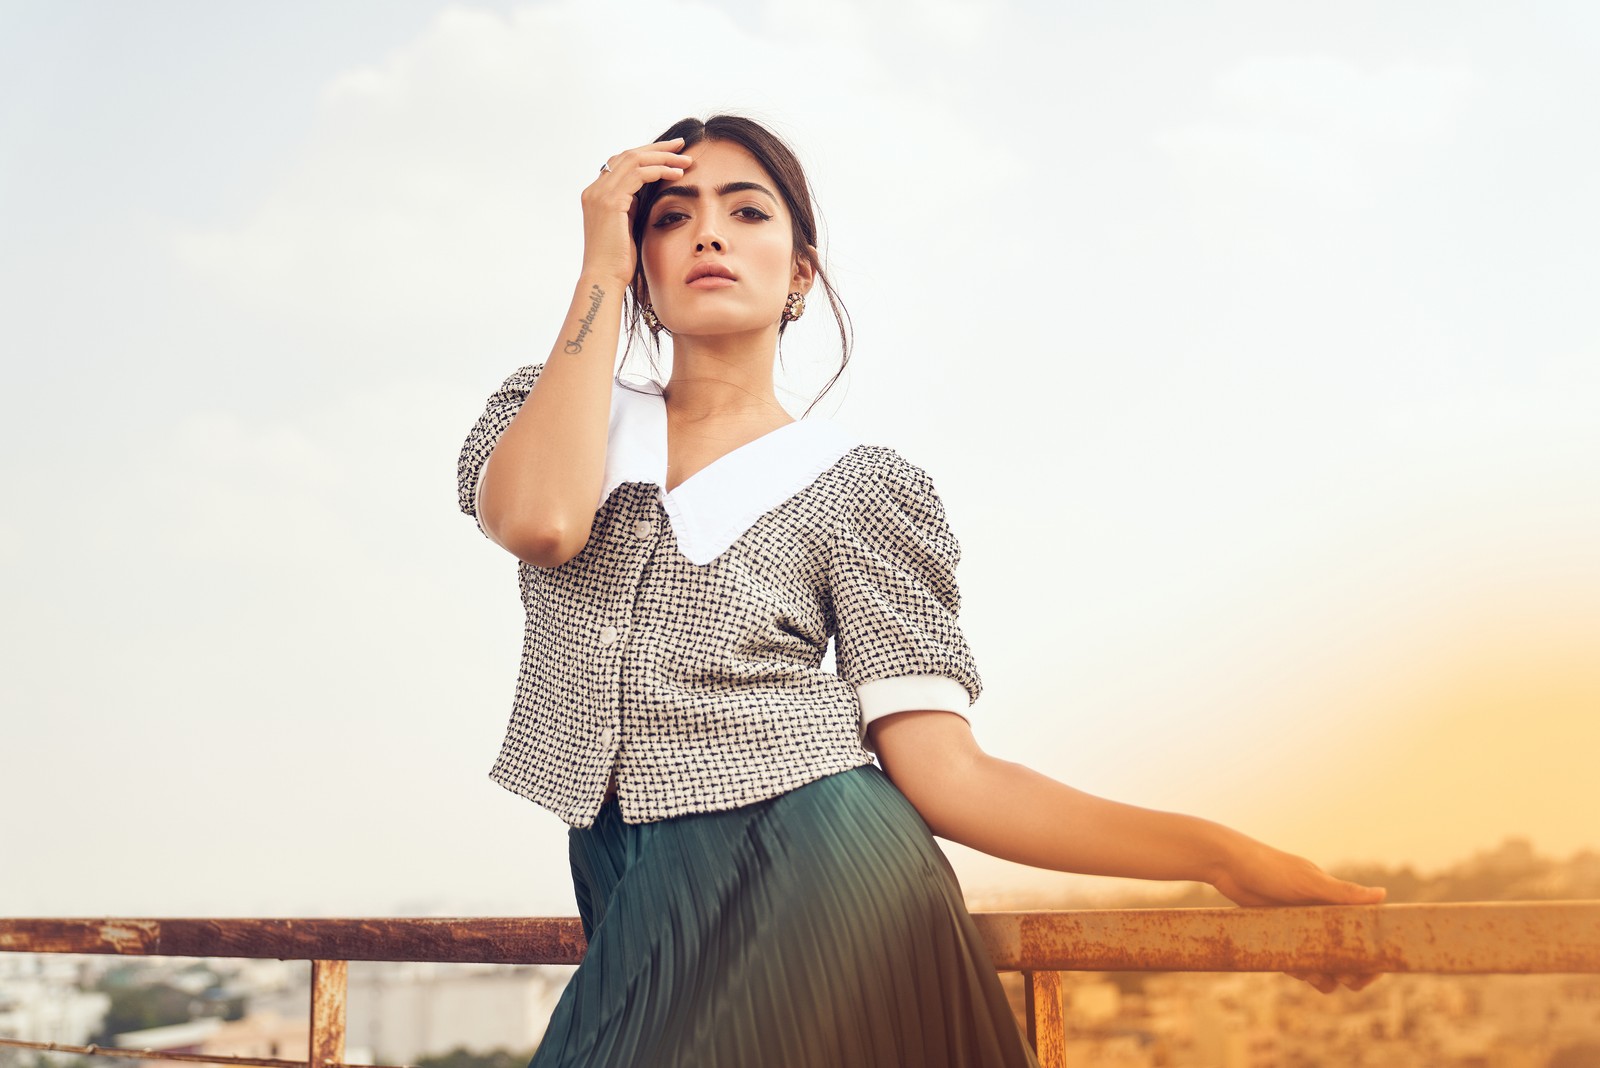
[653,181,778,203]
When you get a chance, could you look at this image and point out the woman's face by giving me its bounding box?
[640,139,811,339]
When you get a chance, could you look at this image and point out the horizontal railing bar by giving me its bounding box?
[2,902,1598,973]
[0,1037,407,1068]
[978,901,1600,973]
[0,917,586,965]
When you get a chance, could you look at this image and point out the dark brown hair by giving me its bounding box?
[622,114,852,416]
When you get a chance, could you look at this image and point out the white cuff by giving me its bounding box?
[856,674,973,746]
[473,473,490,538]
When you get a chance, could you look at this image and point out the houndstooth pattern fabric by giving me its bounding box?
[457,362,983,828]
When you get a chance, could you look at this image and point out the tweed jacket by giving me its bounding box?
[456,361,983,828]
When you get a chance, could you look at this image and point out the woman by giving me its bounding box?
[457,114,1384,1068]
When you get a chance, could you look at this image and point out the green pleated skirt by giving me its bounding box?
[527,763,1040,1068]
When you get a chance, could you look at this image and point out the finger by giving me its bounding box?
[593,154,691,198]
[632,164,686,187]
[1305,972,1338,995]
[607,144,693,173]
[603,135,686,163]
[588,162,686,203]
[1285,855,1382,905]
[612,149,694,170]
[1322,875,1387,904]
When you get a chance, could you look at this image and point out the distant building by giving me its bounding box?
[346,962,570,1062]
[128,1011,371,1068]
[0,955,111,1054]
[109,1017,224,1056]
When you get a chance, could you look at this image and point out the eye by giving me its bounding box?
[651,210,689,228]
[735,206,772,222]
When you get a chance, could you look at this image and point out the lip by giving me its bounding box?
[685,263,737,286]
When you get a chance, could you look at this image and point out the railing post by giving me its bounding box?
[1023,970,1066,1068]
[309,959,348,1068]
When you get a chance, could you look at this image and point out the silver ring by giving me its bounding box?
[600,162,612,174]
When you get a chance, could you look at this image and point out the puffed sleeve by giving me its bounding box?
[829,448,983,743]
[456,362,543,538]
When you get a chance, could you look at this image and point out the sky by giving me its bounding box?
[2,0,1597,918]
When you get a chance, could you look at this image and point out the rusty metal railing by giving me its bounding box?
[4,904,1600,1068]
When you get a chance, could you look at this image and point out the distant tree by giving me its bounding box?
[1548,1042,1600,1068]
[92,965,143,991]
[1103,970,1146,995]
[417,1048,539,1068]
[93,984,201,1042]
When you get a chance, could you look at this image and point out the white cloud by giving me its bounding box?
[161,0,1026,392]
[168,2,887,341]
[1156,54,1479,194]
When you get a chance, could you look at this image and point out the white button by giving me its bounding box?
[597,624,619,646]
[597,727,615,749]
[633,519,657,540]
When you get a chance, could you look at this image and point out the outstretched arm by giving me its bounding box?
[867,709,1386,993]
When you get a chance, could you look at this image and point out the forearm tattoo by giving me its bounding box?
[564,284,606,353]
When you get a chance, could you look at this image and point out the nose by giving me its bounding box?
[693,216,725,253]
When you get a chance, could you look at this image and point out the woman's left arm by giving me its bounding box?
[868,709,1387,993]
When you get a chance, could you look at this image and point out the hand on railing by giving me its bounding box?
[1210,836,1388,994]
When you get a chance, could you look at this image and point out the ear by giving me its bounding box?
[790,245,818,296]
[635,276,652,309]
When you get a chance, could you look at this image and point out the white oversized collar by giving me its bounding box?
[603,376,862,565]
